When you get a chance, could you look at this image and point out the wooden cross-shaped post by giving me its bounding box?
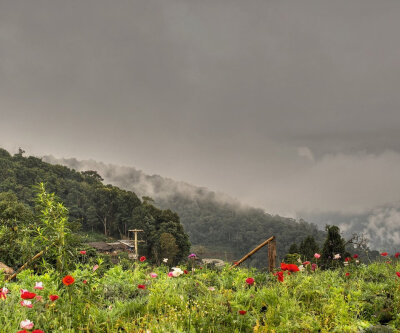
[128,229,144,259]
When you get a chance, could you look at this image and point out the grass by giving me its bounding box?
[1,259,400,332]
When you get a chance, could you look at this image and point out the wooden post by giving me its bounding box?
[128,229,144,260]
[268,237,276,272]
[230,236,275,269]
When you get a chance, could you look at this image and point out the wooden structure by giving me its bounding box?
[230,236,276,272]
[128,229,144,260]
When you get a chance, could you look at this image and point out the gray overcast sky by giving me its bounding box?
[1,0,400,233]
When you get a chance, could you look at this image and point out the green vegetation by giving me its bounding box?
[2,260,400,332]
[0,148,190,267]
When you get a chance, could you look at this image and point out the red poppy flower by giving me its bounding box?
[138,284,146,289]
[287,264,300,272]
[62,275,75,286]
[280,263,288,271]
[302,261,310,265]
[184,270,188,274]
[396,272,400,278]
[49,294,59,301]
[245,277,255,285]
[395,252,400,258]
[238,310,247,315]
[381,252,388,257]
[21,291,36,299]
[17,331,29,333]
[83,280,87,284]
[32,330,45,333]
[345,257,351,262]
[345,272,350,277]
[353,254,359,259]
[139,256,146,262]
[274,271,284,282]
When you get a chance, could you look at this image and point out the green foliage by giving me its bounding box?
[284,253,301,264]
[299,235,320,261]
[0,148,190,265]
[159,232,179,263]
[1,260,400,332]
[321,225,350,269]
[0,192,34,267]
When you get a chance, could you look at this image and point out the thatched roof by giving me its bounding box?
[87,242,112,251]
[0,262,14,275]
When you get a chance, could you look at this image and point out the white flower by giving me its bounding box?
[298,265,305,271]
[297,258,302,263]
[208,287,216,291]
[163,258,168,263]
[344,261,349,266]
[0,287,9,294]
[20,319,34,330]
[20,300,33,308]
[333,254,341,260]
[34,282,43,290]
[355,259,359,263]
[172,267,183,277]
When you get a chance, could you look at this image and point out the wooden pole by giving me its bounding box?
[6,250,45,282]
[230,236,275,269]
[268,238,276,272]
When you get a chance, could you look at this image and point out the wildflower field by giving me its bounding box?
[2,257,400,333]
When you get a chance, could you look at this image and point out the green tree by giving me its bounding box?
[159,232,179,264]
[34,183,80,272]
[321,225,348,269]
[299,236,320,261]
[0,192,34,267]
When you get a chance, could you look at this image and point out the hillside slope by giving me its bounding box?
[0,148,190,264]
[43,155,326,266]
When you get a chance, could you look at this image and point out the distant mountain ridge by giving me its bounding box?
[43,155,326,266]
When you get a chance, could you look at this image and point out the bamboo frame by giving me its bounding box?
[230,236,276,272]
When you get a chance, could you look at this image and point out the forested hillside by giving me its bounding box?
[43,155,326,266]
[0,148,190,265]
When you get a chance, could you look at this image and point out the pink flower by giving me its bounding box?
[34,282,43,290]
[80,250,87,255]
[92,264,99,272]
[208,287,216,291]
[20,300,33,308]
[150,273,158,278]
[20,319,34,330]
[83,280,87,284]
[168,272,173,277]
[34,295,43,302]
[314,253,321,259]
[311,263,317,271]
[302,261,311,265]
